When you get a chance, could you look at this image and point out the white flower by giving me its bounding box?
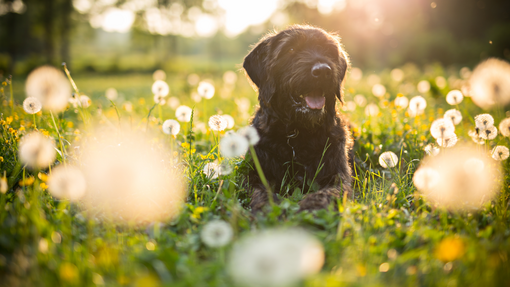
[474,114,494,130]
[394,96,408,109]
[228,229,324,287]
[167,97,180,109]
[492,146,509,161]
[19,131,56,169]
[23,97,42,114]
[443,109,462,125]
[390,68,404,82]
[25,65,71,112]
[417,80,431,93]
[123,102,133,112]
[187,73,200,86]
[446,90,464,105]
[201,220,233,248]
[153,69,166,81]
[220,133,249,158]
[379,151,398,168]
[435,76,447,89]
[430,119,455,139]
[480,126,497,140]
[237,126,260,146]
[203,162,219,179]
[223,71,238,85]
[175,105,192,122]
[372,84,386,98]
[198,81,215,99]
[409,96,427,113]
[162,119,180,135]
[354,94,367,107]
[469,58,510,110]
[152,80,170,97]
[499,118,510,137]
[424,144,440,156]
[154,94,166,105]
[47,165,86,201]
[222,114,235,129]
[79,95,91,108]
[364,103,379,116]
[436,134,457,148]
[105,88,118,101]
[208,115,228,131]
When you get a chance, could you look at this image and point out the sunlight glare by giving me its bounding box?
[218,0,278,37]
[101,8,135,33]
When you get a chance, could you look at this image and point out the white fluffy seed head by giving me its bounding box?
[220,133,249,158]
[198,81,215,99]
[23,97,42,114]
[409,96,427,113]
[469,58,510,109]
[474,114,495,130]
[47,165,86,201]
[379,151,399,168]
[162,119,180,135]
[105,88,118,101]
[492,146,509,161]
[152,80,170,97]
[201,220,234,248]
[222,114,235,129]
[25,66,71,112]
[436,134,458,148]
[237,126,260,146]
[443,109,462,125]
[79,95,91,108]
[446,90,464,105]
[480,126,498,140]
[394,96,409,109]
[364,103,379,116]
[354,94,367,107]
[430,119,456,139]
[18,131,56,169]
[208,115,228,131]
[175,105,193,122]
[499,118,510,137]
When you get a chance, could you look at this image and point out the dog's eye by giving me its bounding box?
[289,48,294,53]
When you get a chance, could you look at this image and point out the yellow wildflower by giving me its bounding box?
[40,129,50,136]
[38,172,48,181]
[67,122,74,128]
[6,116,13,124]
[19,176,35,186]
[138,98,146,105]
[434,237,465,262]
[0,156,3,162]
[74,129,80,135]
[40,182,48,190]
[59,262,78,283]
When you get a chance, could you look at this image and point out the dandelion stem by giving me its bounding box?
[50,111,66,164]
[62,63,80,94]
[32,113,37,129]
[146,103,157,131]
[249,145,273,206]
[110,100,121,129]
[158,104,162,122]
[9,75,13,115]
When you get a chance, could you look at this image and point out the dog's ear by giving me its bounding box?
[243,36,276,106]
[335,47,350,105]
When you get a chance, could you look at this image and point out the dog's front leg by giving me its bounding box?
[250,185,279,213]
[298,185,350,211]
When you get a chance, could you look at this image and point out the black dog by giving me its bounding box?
[243,25,353,212]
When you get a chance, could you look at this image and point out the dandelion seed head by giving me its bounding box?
[228,229,324,287]
[47,165,86,201]
[417,80,431,93]
[446,90,464,105]
[350,67,363,81]
[203,162,219,179]
[343,101,356,111]
[223,70,238,85]
[430,119,456,139]
[187,73,200,86]
[162,119,180,135]
[365,103,379,116]
[469,58,510,109]
[435,76,447,89]
[23,97,42,114]
[208,115,228,131]
[443,109,462,125]
[413,166,441,194]
[105,88,118,101]
[79,130,186,224]
[153,94,166,105]
[379,151,398,168]
[25,65,71,112]
[175,105,192,122]
[468,129,485,145]
[19,131,56,169]
[492,146,509,161]
[201,220,234,248]
[79,95,91,108]
[394,96,409,109]
[372,84,386,98]
[436,133,457,148]
[167,97,180,109]
[415,146,501,211]
[424,144,440,156]
[152,69,166,81]
[220,133,249,158]
[474,114,494,130]
[498,118,510,137]
[198,81,215,99]
[151,80,170,97]
[409,96,427,113]
[237,126,260,146]
[480,126,497,140]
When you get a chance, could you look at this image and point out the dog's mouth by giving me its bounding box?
[298,90,326,110]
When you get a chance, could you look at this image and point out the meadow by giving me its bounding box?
[1,59,510,287]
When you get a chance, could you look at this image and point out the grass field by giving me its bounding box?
[1,61,510,287]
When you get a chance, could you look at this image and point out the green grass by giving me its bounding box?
[0,63,509,287]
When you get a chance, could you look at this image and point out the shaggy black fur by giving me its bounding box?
[243,25,353,212]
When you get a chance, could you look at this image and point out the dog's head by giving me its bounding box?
[243,25,350,127]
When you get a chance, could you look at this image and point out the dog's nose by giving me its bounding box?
[311,63,331,78]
